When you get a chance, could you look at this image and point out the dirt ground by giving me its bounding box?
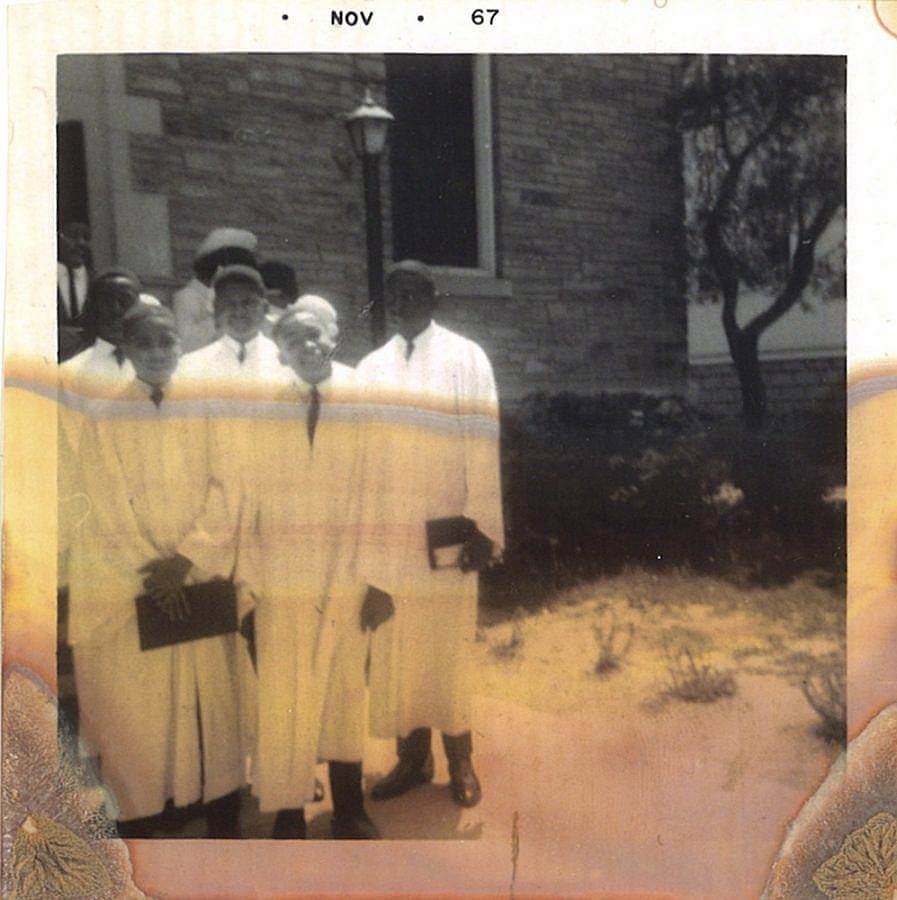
[145,568,844,897]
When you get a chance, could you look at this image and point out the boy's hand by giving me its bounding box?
[140,554,193,601]
[240,610,257,671]
[459,530,494,573]
[360,586,395,632]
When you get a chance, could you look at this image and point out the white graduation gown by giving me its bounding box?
[177,331,291,758]
[67,377,243,820]
[356,321,504,737]
[237,363,369,812]
[58,340,135,586]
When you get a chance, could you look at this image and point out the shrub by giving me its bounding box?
[485,390,846,608]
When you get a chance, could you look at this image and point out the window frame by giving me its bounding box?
[389,54,499,285]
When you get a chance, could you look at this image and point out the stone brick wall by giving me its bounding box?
[689,356,846,419]
[125,52,390,363]
[123,53,687,400]
[484,54,688,401]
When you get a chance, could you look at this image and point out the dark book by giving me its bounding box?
[135,579,238,651]
[425,516,478,570]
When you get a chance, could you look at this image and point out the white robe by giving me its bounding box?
[58,339,135,586]
[176,333,289,781]
[178,332,286,386]
[67,377,243,820]
[356,321,504,737]
[237,362,369,812]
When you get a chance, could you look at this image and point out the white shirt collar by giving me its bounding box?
[396,321,437,358]
[289,366,334,398]
[93,337,117,355]
[221,333,259,360]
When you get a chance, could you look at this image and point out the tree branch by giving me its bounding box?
[744,196,842,338]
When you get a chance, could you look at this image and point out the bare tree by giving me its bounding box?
[679,56,846,429]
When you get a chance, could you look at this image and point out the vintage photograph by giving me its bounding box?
[51,51,848,868]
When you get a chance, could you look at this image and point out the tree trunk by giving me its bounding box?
[727,327,767,430]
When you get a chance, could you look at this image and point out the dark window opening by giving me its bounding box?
[57,120,90,229]
[385,54,479,268]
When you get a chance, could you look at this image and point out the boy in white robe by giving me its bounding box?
[177,264,286,389]
[68,303,244,838]
[236,303,380,840]
[357,260,504,809]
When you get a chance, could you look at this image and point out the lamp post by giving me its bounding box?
[345,88,394,345]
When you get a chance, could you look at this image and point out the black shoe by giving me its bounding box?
[370,728,433,801]
[272,808,306,840]
[331,810,381,840]
[447,757,482,808]
[205,790,242,839]
[442,731,482,808]
[370,750,434,800]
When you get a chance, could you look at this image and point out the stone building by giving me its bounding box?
[57,53,688,402]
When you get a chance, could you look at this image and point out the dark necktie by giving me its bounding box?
[237,342,247,364]
[307,384,321,447]
[113,347,125,367]
[150,385,164,407]
[68,267,79,319]
[405,338,415,361]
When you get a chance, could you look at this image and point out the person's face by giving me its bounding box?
[215,281,268,342]
[124,321,181,386]
[94,277,140,345]
[386,273,436,339]
[276,315,336,380]
[58,223,92,268]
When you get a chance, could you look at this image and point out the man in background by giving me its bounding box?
[57,221,93,362]
[173,227,258,353]
[259,260,300,339]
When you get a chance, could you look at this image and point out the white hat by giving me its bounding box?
[211,264,266,292]
[194,228,258,261]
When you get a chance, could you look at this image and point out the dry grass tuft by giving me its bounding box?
[489,608,526,660]
[801,663,846,746]
[659,629,736,703]
[591,606,636,677]
[663,648,737,703]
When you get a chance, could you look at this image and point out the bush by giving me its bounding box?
[485,391,845,607]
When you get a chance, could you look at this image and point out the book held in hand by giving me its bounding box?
[135,579,238,651]
[426,516,487,570]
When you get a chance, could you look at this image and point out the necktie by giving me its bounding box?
[150,385,164,407]
[307,384,321,447]
[113,347,125,367]
[405,338,415,361]
[237,342,247,364]
[68,267,79,319]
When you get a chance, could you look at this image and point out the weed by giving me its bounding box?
[591,607,635,676]
[664,646,735,703]
[801,663,846,746]
[489,610,525,660]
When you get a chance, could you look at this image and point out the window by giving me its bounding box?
[385,54,495,275]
